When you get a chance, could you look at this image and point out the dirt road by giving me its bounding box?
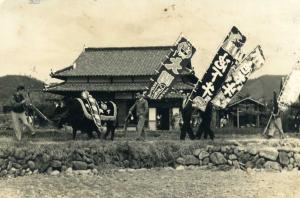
[1,168,300,198]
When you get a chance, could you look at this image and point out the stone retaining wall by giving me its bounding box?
[176,145,300,171]
[0,141,299,177]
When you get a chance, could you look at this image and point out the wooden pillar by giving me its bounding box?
[169,108,172,130]
[116,100,127,126]
[148,108,157,130]
[237,107,240,128]
[256,114,260,128]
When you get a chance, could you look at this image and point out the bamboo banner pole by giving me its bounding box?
[25,91,54,125]
[30,104,54,124]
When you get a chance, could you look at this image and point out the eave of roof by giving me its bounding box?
[44,82,193,93]
[227,97,266,108]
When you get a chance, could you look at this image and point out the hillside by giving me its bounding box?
[0,75,44,105]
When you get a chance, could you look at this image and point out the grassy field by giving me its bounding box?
[1,125,300,147]
[0,125,295,141]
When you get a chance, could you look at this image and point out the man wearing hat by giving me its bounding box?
[10,85,35,141]
[128,92,149,141]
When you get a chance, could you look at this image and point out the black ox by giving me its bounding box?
[53,97,117,140]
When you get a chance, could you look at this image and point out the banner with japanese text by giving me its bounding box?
[146,37,196,99]
[278,67,300,111]
[211,45,265,108]
[189,26,247,111]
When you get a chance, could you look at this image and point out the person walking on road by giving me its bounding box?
[179,93,195,140]
[265,91,285,139]
[128,92,149,141]
[196,102,215,141]
[10,85,36,141]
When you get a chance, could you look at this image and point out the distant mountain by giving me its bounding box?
[0,75,44,106]
[238,75,285,102]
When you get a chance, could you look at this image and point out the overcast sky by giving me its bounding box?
[0,0,299,83]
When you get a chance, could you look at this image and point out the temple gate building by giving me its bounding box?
[45,46,194,130]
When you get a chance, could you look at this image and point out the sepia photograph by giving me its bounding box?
[1,0,300,197]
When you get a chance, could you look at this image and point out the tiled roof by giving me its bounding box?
[227,97,266,108]
[52,46,178,78]
[45,82,193,93]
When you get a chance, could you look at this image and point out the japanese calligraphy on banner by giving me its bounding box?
[211,45,265,108]
[189,26,246,111]
[146,37,196,99]
[278,67,300,111]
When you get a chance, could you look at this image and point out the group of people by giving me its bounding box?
[9,85,214,142]
[9,84,288,142]
[111,89,291,141]
[9,85,150,141]
[179,92,215,141]
[125,91,215,141]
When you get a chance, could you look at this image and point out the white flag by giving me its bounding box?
[278,68,300,111]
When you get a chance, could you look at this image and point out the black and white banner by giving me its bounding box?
[211,45,265,108]
[278,66,300,111]
[146,37,196,99]
[189,26,247,111]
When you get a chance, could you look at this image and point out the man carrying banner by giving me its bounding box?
[294,94,300,133]
[10,85,36,141]
[294,96,300,133]
[179,92,195,140]
[195,102,215,140]
[128,92,149,141]
[265,91,285,139]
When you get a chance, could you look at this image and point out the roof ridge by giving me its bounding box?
[51,65,74,76]
[84,46,173,51]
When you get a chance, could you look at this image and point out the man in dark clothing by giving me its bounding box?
[265,91,284,139]
[53,100,69,128]
[100,100,117,141]
[196,102,215,140]
[10,85,35,141]
[128,92,149,141]
[179,94,195,140]
[294,94,300,133]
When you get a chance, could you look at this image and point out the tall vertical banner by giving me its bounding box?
[189,26,247,111]
[146,37,196,99]
[211,45,265,108]
[278,67,300,111]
